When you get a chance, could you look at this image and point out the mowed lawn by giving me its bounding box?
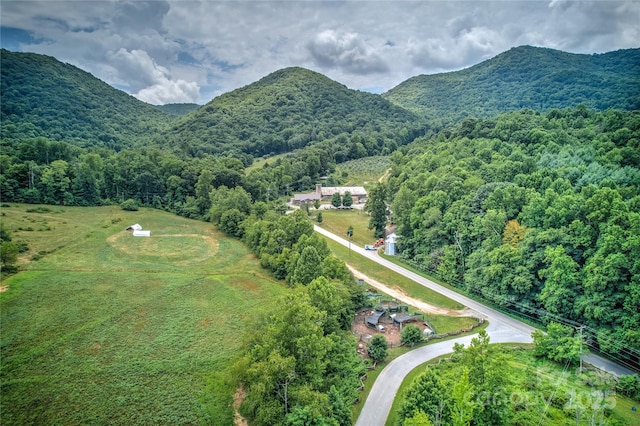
[0,204,287,425]
[316,208,377,248]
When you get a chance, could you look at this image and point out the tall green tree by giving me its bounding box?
[450,367,476,426]
[391,185,417,237]
[532,322,583,365]
[538,245,580,320]
[342,191,353,208]
[365,184,388,238]
[39,159,72,204]
[398,367,449,426]
[331,192,342,208]
[195,169,214,216]
[290,246,323,286]
[306,276,353,333]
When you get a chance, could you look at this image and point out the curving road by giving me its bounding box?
[312,225,634,426]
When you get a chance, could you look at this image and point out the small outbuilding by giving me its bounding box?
[384,233,399,256]
[392,314,421,329]
[366,309,385,328]
[127,224,151,237]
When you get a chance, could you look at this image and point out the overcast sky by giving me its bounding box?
[2,1,638,105]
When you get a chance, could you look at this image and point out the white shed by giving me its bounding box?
[133,230,151,237]
[384,233,399,255]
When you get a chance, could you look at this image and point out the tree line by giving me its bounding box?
[221,206,368,425]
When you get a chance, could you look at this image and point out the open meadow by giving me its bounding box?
[0,204,287,425]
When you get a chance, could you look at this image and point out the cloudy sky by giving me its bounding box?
[2,1,638,105]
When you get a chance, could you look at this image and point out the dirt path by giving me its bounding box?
[378,168,391,183]
[233,388,248,426]
[346,265,473,317]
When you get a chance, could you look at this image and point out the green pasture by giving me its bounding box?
[1,204,287,425]
[316,208,377,247]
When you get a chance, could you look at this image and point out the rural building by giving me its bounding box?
[292,192,321,204]
[126,224,143,231]
[292,184,367,205]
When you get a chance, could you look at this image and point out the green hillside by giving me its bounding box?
[0,49,172,150]
[385,107,640,369]
[155,103,201,116]
[158,67,422,157]
[383,46,640,123]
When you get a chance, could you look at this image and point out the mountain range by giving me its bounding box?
[2,45,638,156]
[383,45,640,122]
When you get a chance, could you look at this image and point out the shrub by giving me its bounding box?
[401,324,423,347]
[367,334,388,363]
[617,374,640,400]
[120,199,139,211]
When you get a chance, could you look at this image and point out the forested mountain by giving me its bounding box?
[383,46,640,124]
[384,107,640,367]
[158,67,423,158]
[155,103,201,116]
[0,49,172,150]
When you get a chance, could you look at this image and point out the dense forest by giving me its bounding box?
[382,107,640,369]
[157,67,423,158]
[2,45,640,424]
[383,46,640,125]
[154,103,201,116]
[0,49,172,150]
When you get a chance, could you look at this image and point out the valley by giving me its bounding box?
[1,44,639,425]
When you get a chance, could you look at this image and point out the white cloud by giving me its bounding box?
[307,29,389,75]
[408,26,505,70]
[1,0,638,102]
[136,79,200,105]
[107,48,199,104]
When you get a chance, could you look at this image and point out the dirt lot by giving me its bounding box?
[352,307,434,349]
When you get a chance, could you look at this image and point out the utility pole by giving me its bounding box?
[347,226,353,255]
[578,325,585,374]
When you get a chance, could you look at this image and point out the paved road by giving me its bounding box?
[312,226,635,426]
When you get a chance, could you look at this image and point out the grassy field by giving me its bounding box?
[316,208,377,248]
[1,204,287,425]
[245,152,290,172]
[323,237,464,312]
